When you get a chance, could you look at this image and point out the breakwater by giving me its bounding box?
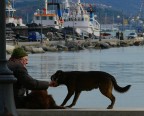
[6,38,144,54]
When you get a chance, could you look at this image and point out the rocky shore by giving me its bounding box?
[6,37,144,54]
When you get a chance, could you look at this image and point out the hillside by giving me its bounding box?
[82,0,142,15]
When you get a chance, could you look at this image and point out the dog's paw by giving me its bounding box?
[65,106,70,109]
[65,105,73,108]
[107,105,113,109]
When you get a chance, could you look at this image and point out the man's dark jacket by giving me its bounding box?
[7,60,49,107]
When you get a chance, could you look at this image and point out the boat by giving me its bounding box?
[5,0,26,27]
[62,0,100,37]
[32,0,64,29]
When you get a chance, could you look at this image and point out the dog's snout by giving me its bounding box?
[51,75,56,81]
[51,75,54,81]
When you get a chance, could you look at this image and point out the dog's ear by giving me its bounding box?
[57,70,63,74]
[51,70,63,81]
[56,70,63,77]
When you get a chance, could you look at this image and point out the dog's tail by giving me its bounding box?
[111,76,131,93]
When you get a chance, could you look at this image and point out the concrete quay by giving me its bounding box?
[17,108,144,116]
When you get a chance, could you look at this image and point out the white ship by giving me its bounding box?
[5,0,25,27]
[62,0,100,37]
[32,0,64,29]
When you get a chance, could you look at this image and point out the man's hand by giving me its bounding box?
[49,81,57,87]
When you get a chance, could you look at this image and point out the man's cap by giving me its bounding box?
[11,47,28,59]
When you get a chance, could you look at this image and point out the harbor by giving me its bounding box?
[6,0,143,52]
[2,0,144,116]
[5,0,144,49]
[5,0,144,54]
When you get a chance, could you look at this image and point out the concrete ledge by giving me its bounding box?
[17,108,144,116]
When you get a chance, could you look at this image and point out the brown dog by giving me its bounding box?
[25,90,65,109]
[51,70,131,109]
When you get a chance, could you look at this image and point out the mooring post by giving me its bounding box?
[0,0,17,115]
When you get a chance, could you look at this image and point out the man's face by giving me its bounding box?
[20,56,28,67]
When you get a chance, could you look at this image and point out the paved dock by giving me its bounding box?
[17,108,144,116]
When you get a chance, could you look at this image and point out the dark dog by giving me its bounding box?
[25,90,65,109]
[51,70,131,109]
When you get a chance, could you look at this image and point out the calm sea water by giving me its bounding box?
[27,46,144,109]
